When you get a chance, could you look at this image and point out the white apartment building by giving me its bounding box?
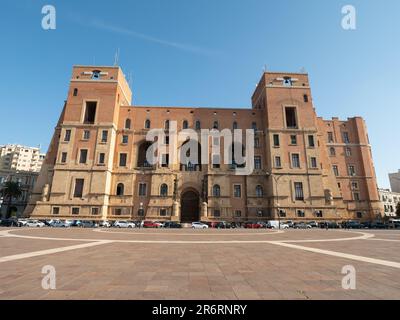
[389,170,400,193]
[378,188,400,217]
[0,144,45,172]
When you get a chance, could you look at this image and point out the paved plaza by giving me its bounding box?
[0,227,399,300]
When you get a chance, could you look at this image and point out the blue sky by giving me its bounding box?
[0,0,399,188]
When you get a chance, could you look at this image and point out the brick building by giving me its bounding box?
[25,66,383,222]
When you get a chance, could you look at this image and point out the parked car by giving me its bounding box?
[0,218,20,227]
[17,219,28,227]
[283,220,294,228]
[113,220,135,228]
[268,221,289,229]
[307,221,319,228]
[215,221,232,229]
[99,221,111,228]
[163,221,182,228]
[153,221,165,228]
[51,220,70,228]
[319,221,340,229]
[343,221,363,229]
[360,221,371,229]
[293,222,311,229]
[142,220,159,228]
[80,220,98,228]
[25,219,45,227]
[370,221,389,229]
[192,222,209,229]
[244,221,262,229]
[256,221,268,229]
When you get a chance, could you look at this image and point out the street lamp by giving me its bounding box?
[265,171,284,229]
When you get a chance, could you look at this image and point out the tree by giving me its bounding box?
[0,181,22,218]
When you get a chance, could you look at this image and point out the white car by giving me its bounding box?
[114,220,136,228]
[99,221,111,228]
[18,219,28,227]
[267,221,289,229]
[192,222,209,229]
[26,220,45,227]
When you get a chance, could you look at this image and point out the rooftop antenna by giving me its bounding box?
[114,48,120,66]
[300,67,306,74]
[263,64,267,73]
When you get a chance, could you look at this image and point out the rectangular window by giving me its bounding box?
[328,132,334,143]
[64,129,71,142]
[291,154,300,168]
[353,192,360,201]
[61,152,67,163]
[119,153,127,167]
[91,207,100,215]
[297,210,305,218]
[345,147,352,157]
[98,153,105,165]
[79,149,88,164]
[351,181,359,190]
[84,101,97,124]
[52,207,60,215]
[83,130,90,140]
[139,183,147,196]
[212,154,220,169]
[160,209,167,217]
[213,209,221,217]
[273,134,280,147]
[101,130,108,143]
[333,165,339,177]
[308,135,315,147]
[343,132,350,144]
[254,137,260,148]
[165,136,170,145]
[290,135,297,145]
[72,207,80,215]
[348,165,356,176]
[356,212,363,219]
[235,210,241,217]
[310,157,317,168]
[73,179,84,198]
[294,182,304,201]
[122,135,128,144]
[275,156,282,168]
[315,210,323,218]
[285,107,297,128]
[254,156,262,170]
[234,185,242,198]
[161,154,169,168]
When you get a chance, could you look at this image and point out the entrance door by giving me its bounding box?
[180,190,200,223]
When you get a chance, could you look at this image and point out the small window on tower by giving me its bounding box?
[91,70,101,80]
[303,94,309,103]
[73,88,78,96]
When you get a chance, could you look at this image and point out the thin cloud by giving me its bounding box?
[89,19,221,57]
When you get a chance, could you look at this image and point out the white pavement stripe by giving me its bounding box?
[271,241,400,269]
[0,241,112,264]
[94,229,285,236]
[367,238,400,242]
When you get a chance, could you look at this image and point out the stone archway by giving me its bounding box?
[180,189,200,223]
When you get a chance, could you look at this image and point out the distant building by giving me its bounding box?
[0,169,39,218]
[0,144,45,172]
[378,188,400,217]
[389,170,400,193]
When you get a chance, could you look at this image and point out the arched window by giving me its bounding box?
[116,183,124,196]
[213,184,221,197]
[73,88,78,96]
[195,120,201,130]
[160,184,168,197]
[137,141,153,167]
[125,118,131,129]
[213,121,219,129]
[233,121,238,130]
[256,185,263,198]
[182,120,188,129]
[144,119,151,129]
[165,120,170,130]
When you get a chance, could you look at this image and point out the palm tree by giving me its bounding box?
[0,181,22,218]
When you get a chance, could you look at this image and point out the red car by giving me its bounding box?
[142,220,158,228]
[243,222,262,229]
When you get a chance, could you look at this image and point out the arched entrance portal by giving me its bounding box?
[180,190,200,223]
